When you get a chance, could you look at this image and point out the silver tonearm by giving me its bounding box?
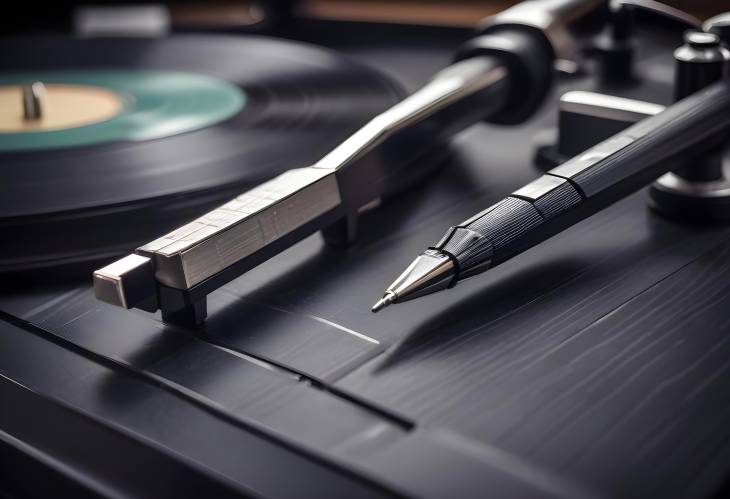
[94,0,603,327]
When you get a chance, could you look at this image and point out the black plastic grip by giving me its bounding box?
[549,80,730,198]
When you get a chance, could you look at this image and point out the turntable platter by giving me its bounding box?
[0,35,403,271]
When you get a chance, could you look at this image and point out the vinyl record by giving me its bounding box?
[0,35,404,271]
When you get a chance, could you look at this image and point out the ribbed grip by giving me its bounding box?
[531,179,582,219]
[464,197,545,264]
[436,227,493,270]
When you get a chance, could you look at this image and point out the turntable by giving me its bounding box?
[2,2,730,498]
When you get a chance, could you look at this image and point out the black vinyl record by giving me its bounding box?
[0,35,403,271]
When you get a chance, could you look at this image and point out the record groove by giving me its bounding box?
[0,35,404,270]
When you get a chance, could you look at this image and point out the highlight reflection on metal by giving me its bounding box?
[560,91,665,122]
[315,61,507,170]
[479,0,603,61]
[372,250,455,313]
[613,0,702,30]
[513,174,567,200]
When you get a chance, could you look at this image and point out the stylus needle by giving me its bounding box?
[372,250,455,313]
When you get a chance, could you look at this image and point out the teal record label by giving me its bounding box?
[0,70,245,151]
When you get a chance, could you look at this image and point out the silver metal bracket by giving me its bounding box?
[535,90,664,169]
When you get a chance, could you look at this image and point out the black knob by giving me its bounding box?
[674,31,730,101]
[650,25,730,223]
[591,2,636,84]
[591,1,702,86]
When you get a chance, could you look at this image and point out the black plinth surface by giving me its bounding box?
[1,20,729,499]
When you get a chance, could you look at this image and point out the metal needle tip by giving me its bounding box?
[371,292,396,313]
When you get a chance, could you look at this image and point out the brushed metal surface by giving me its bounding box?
[139,167,342,289]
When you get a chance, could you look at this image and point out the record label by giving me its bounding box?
[0,70,245,151]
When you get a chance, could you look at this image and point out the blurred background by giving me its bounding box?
[2,0,727,34]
